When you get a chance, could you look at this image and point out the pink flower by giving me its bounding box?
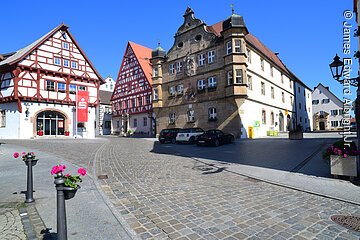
[22,152,26,155]
[343,154,348,158]
[51,165,65,175]
[78,168,86,176]
[13,152,20,158]
[65,174,71,177]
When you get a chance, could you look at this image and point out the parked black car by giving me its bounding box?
[159,128,180,144]
[196,129,235,147]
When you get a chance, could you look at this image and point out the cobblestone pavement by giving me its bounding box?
[4,137,360,240]
[0,203,27,240]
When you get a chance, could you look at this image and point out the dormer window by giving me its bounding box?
[63,42,69,50]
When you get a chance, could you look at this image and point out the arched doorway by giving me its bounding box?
[279,112,284,132]
[37,111,66,136]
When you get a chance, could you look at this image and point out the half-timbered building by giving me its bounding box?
[111,41,153,136]
[0,23,104,139]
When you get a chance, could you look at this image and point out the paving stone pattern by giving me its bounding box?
[5,137,360,240]
[0,203,27,240]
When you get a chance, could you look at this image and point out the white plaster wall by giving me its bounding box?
[0,102,20,139]
[240,100,294,138]
[129,113,151,135]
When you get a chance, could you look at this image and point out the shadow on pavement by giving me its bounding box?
[151,137,344,179]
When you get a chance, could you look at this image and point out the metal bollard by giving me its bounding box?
[54,177,67,240]
[25,155,37,203]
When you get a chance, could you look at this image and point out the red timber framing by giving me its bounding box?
[0,23,104,110]
[111,42,153,116]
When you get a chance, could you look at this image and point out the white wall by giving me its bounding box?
[0,102,20,139]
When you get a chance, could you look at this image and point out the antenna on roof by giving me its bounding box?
[230,4,234,14]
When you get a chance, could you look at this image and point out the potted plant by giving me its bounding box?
[65,131,70,136]
[323,140,359,178]
[37,123,43,136]
[51,165,86,200]
[13,151,38,166]
[289,124,303,140]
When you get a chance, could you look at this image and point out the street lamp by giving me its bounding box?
[329,54,360,176]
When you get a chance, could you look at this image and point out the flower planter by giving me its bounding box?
[63,186,80,200]
[65,131,70,136]
[330,155,358,177]
[289,131,303,140]
[37,130,43,136]
[24,159,38,166]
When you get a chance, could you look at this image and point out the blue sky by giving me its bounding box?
[0,1,356,100]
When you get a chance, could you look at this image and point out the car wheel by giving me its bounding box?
[214,139,220,147]
[189,136,195,144]
[171,138,176,144]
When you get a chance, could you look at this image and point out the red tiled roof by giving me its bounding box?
[207,21,289,75]
[129,41,152,84]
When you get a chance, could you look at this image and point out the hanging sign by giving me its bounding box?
[77,91,89,122]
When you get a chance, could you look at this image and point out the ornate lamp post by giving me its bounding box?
[329,54,360,175]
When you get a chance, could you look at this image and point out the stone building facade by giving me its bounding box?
[151,8,311,138]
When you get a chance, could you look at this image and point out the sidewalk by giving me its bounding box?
[0,143,133,240]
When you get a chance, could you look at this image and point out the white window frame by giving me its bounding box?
[58,82,66,92]
[235,69,243,84]
[169,64,175,74]
[176,84,184,94]
[176,61,183,73]
[234,39,241,53]
[261,82,265,95]
[198,54,205,66]
[247,75,252,90]
[169,113,176,124]
[226,41,232,55]
[208,77,217,89]
[169,86,176,96]
[54,57,61,66]
[63,42,69,50]
[153,67,158,77]
[208,50,215,63]
[63,59,69,68]
[197,79,206,91]
[187,109,195,123]
[0,110,6,127]
[208,107,217,121]
[46,80,55,91]
[247,49,251,63]
[227,71,233,85]
[153,88,158,101]
[71,61,78,69]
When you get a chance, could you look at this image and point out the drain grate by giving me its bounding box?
[331,215,360,232]
[97,174,108,180]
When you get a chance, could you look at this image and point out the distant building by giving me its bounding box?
[151,7,312,138]
[312,83,343,131]
[100,76,115,92]
[291,72,313,131]
[111,42,153,136]
[0,24,104,139]
[96,90,113,135]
